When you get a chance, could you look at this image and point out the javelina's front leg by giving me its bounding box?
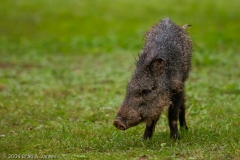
[168,91,184,139]
[143,117,159,139]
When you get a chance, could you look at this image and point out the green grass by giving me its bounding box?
[1,0,240,159]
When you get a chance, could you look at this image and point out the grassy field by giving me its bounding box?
[1,0,240,159]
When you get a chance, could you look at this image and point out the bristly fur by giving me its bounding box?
[114,18,193,140]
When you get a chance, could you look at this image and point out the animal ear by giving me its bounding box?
[149,57,166,76]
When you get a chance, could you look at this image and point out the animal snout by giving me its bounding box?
[113,119,126,131]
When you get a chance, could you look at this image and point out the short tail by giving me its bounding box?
[182,24,192,30]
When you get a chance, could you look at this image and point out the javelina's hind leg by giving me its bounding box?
[168,91,184,139]
[179,93,188,130]
[143,118,159,139]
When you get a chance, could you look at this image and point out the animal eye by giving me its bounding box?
[152,86,157,90]
[141,89,151,95]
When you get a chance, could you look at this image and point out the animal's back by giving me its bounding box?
[142,18,192,91]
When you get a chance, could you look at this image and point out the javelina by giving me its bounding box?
[113,18,192,139]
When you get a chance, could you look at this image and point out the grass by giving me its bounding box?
[0,0,240,159]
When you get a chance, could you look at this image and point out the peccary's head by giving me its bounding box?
[113,55,171,130]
